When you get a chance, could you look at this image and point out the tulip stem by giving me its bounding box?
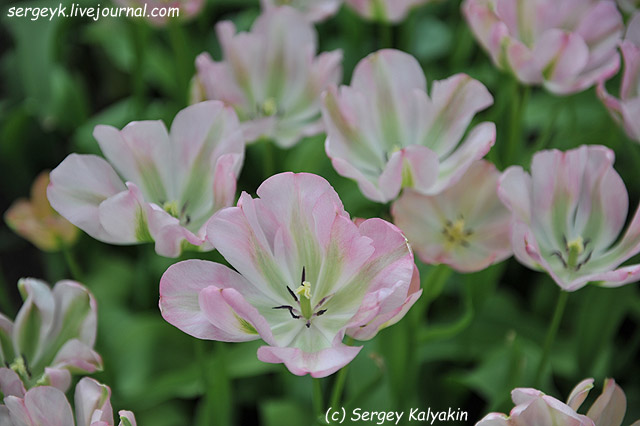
[505,80,530,166]
[61,245,83,282]
[329,337,354,410]
[312,378,324,420]
[379,22,393,48]
[130,21,147,115]
[535,289,569,387]
[168,21,190,104]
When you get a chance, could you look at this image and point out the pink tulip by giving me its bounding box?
[191,7,342,148]
[4,171,78,252]
[159,172,421,377]
[345,0,431,23]
[47,101,244,258]
[1,378,136,426]
[598,13,640,142]
[260,0,342,22]
[0,279,101,394]
[321,49,495,203]
[476,378,637,426]
[462,0,624,95]
[392,160,512,272]
[498,145,640,291]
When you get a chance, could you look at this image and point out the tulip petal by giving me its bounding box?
[0,368,26,398]
[257,342,362,378]
[567,378,594,411]
[48,154,127,244]
[198,286,275,344]
[421,73,494,159]
[13,279,55,366]
[160,260,267,340]
[5,386,74,426]
[586,379,626,426]
[75,378,113,426]
[97,183,151,244]
[94,122,173,203]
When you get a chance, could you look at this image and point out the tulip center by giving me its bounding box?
[272,267,329,328]
[9,355,30,382]
[442,217,473,249]
[260,98,279,117]
[163,200,191,226]
[295,281,313,319]
[551,235,592,271]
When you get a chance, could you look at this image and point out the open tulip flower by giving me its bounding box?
[192,7,342,148]
[47,101,244,258]
[462,0,624,95]
[476,378,639,426]
[159,172,421,377]
[498,145,640,291]
[598,13,640,142]
[345,0,431,23]
[0,377,136,426]
[392,160,512,273]
[321,49,495,203]
[4,171,78,252]
[0,279,101,394]
[260,0,342,22]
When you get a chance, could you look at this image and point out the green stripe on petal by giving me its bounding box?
[135,209,153,243]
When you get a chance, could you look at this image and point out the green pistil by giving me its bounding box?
[295,281,313,319]
[10,356,29,381]
[566,236,584,269]
[261,98,278,117]
[163,200,180,218]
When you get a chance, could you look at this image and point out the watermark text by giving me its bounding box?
[6,3,179,21]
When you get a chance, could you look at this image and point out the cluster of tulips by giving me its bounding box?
[3,0,640,424]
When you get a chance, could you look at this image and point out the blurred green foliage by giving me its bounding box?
[1,0,639,425]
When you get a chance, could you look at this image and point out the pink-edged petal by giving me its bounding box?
[50,279,97,347]
[0,406,15,426]
[498,165,532,224]
[13,278,55,364]
[145,206,205,258]
[199,286,275,344]
[93,121,173,203]
[169,101,244,222]
[351,49,426,148]
[347,265,422,340]
[534,29,589,88]
[51,339,103,375]
[567,378,594,411]
[586,379,626,426]
[475,413,509,426]
[211,153,244,215]
[194,53,247,108]
[422,74,494,158]
[117,411,137,426]
[6,386,74,426]
[0,368,26,398]
[257,342,362,378]
[382,145,439,198]
[74,378,113,426]
[621,97,640,142]
[98,183,150,245]
[41,368,71,392]
[48,154,127,244]
[159,260,264,340]
[429,122,496,195]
